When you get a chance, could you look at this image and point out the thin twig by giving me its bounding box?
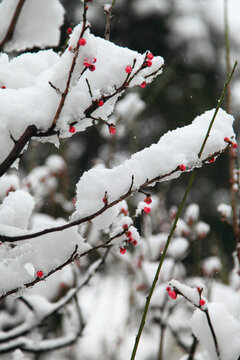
[0,0,26,51]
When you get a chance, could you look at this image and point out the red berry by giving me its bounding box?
[209,156,215,163]
[224,137,230,143]
[103,196,107,204]
[145,60,152,67]
[132,239,138,246]
[83,59,91,67]
[67,27,72,35]
[69,125,76,133]
[126,231,132,238]
[199,299,206,306]
[144,196,152,204]
[37,271,44,278]
[143,206,151,214]
[97,100,104,106]
[166,286,171,292]
[79,38,86,46]
[232,142,238,149]
[68,46,73,51]
[93,57,97,63]
[120,248,126,255]
[140,81,146,88]
[89,65,96,72]
[121,208,128,215]
[122,224,128,230]
[179,164,186,171]
[125,65,132,74]
[109,126,116,135]
[147,52,154,60]
[1,86,6,89]
[168,290,177,300]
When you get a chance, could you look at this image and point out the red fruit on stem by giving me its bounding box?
[168,290,177,300]
[109,126,116,135]
[37,271,44,278]
[126,231,132,238]
[166,286,171,292]
[1,86,6,89]
[83,60,91,67]
[97,100,104,106]
[122,224,128,230]
[121,208,128,215]
[67,27,72,35]
[89,65,96,72]
[147,52,154,60]
[209,156,215,163]
[145,60,152,67]
[140,81,146,88]
[179,164,186,171]
[125,65,132,74]
[232,143,238,149]
[143,206,151,214]
[224,137,230,143]
[79,38,86,46]
[69,126,76,133]
[144,196,152,204]
[199,299,206,306]
[132,239,138,246]
[120,248,126,255]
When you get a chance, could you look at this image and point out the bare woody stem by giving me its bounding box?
[205,309,220,359]
[0,0,26,51]
[129,61,237,360]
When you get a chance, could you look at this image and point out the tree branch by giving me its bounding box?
[0,0,26,51]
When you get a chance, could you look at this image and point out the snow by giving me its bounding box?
[73,109,235,229]
[0,0,65,52]
[201,257,222,276]
[0,174,20,201]
[168,237,189,260]
[0,190,34,230]
[217,203,232,218]
[169,279,202,307]
[185,203,199,224]
[191,302,240,360]
[195,221,210,238]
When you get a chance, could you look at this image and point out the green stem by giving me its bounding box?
[130,61,237,360]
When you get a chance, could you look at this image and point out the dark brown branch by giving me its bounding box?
[205,309,220,359]
[0,0,26,51]
[187,335,198,360]
[0,125,37,177]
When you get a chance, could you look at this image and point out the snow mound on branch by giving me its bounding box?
[0,223,90,297]
[72,109,235,229]
[0,0,64,52]
[0,190,34,229]
[191,302,240,360]
[0,25,164,166]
